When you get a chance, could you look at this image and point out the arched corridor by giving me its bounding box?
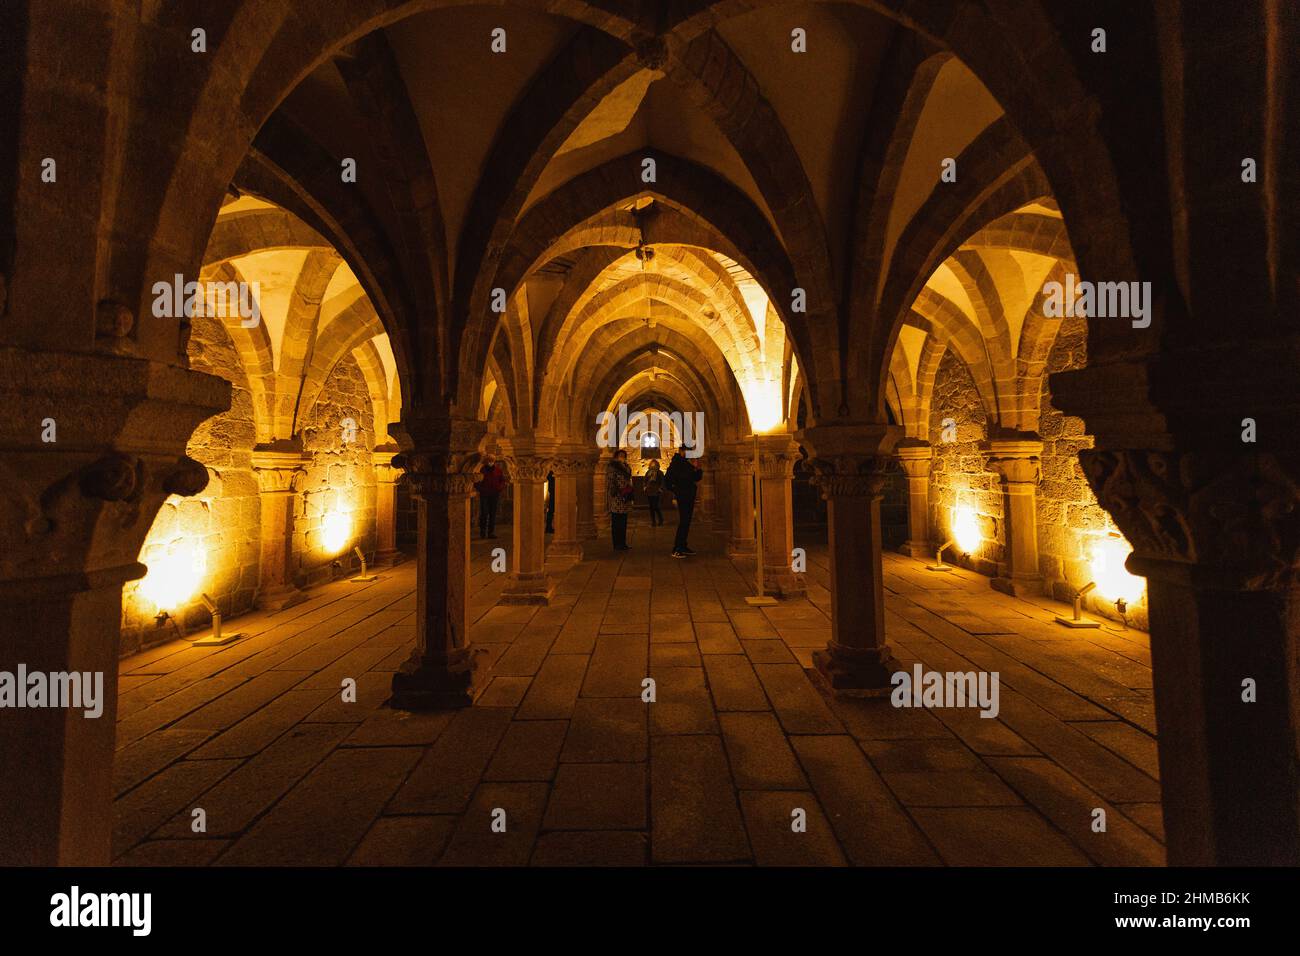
[1,1,1296,872]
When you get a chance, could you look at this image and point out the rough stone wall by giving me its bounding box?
[122,315,261,655]
[297,355,378,586]
[1038,314,1147,628]
[928,348,1003,574]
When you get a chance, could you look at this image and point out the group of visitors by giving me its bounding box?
[607,449,702,558]
[475,449,704,558]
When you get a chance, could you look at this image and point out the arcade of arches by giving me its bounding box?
[1,2,1296,867]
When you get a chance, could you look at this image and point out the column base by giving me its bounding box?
[811,641,902,697]
[374,549,405,567]
[991,574,1043,597]
[501,572,555,605]
[762,567,807,598]
[256,585,307,612]
[549,541,584,562]
[898,540,931,559]
[726,537,756,557]
[390,647,483,710]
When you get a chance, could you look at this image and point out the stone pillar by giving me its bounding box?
[800,423,903,695]
[576,453,598,540]
[0,347,230,865]
[1075,447,1300,865]
[984,436,1044,596]
[372,445,401,565]
[501,444,556,604]
[252,443,309,609]
[549,455,584,564]
[710,451,733,536]
[726,452,757,556]
[895,440,933,558]
[594,451,612,534]
[754,434,805,597]
[389,415,486,710]
[697,452,716,526]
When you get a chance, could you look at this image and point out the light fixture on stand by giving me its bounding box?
[928,505,981,571]
[351,545,379,583]
[926,538,958,572]
[1055,581,1101,628]
[193,592,243,647]
[745,429,777,607]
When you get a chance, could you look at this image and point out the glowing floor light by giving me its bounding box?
[322,510,352,555]
[140,538,206,611]
[1090,532,1145,607]
[951,505,983,555]
[927,505,983,572]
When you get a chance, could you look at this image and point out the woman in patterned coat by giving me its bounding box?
[606,449,634,551]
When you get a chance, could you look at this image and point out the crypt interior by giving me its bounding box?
[0,1,1296,867]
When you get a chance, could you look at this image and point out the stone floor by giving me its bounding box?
[112,517,1165,866]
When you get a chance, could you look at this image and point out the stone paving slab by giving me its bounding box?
[346,816,457,866]
[544,763,648,830]
[218,747,421,866]
[739,791,846,866]
[650,735,749,863]
[561,698,647,763]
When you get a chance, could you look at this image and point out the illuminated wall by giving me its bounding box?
[121,324,381,655]
[1037,314,1148,628]
[928,349,1004,575]
[121,315,261,654]
[926,332,1147,629]
[295,356,378,586]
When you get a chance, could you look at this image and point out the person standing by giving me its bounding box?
[665,448,702,557]
[643,459,664,527]
[607,450,634,550]
[544,470,555,534]
[477,453,507,539]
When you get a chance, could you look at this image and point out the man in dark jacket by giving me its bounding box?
[477,454,507,539]
[664,449,702,557]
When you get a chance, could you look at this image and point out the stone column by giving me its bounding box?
[577,453,598,540]
[697,452,716,526]
[1076,447,1300,865]
[895,440,933,558]
[252,443,308,609]
[0,347,230,865]
[755,434,805,597]
[594,451,612,534]
[389,415,486,710]
[548,455,584,564]
[983,436,1044,596]
[372,445,401,565]
[709,451,733,536]
[501,443,556,604]
[800,423,903,695]
[726,452,757,556]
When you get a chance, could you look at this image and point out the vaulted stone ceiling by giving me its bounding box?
[236,1,1072,440]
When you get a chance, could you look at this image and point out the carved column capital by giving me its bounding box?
[797,422,900,501]
[808,456,892,500]
[895,440,933,480]
[983,437,1044,486]
[252,446,308,494]
[393,450,481,499]
[548,455,589,478]
[503,454,555,483]
[372,446,402,484]
[753,434,800,480]
[1080,448,1300,589]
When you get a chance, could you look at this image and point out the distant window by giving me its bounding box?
[642,432,659,450]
